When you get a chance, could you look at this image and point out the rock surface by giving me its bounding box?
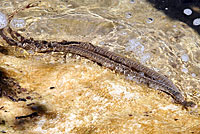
[0,0,199,133]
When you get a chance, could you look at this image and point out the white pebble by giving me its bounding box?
[181,54,189,62]
[191,73,196,77]
[183,8,192,16]
[181,67,188,73]
[193,18,200,26]
[10,18,26,29]
[0,12,8,29]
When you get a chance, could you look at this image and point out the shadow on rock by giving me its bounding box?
[14,103,57,130]
[0,70,57,130]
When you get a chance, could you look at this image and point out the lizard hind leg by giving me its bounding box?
[0,28,19,46]
[5,1,41,43]
[7,26,25,42]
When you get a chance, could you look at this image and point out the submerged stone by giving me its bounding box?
[10,18,26,29]
[0,12,7,29]
[183,8,192,16]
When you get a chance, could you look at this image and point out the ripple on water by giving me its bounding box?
[141,53,151,63]
[125,39,144,56]
[146,18,154,24]
[125,12,132,19]
[181,65,188,73]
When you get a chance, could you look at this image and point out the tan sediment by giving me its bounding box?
[0,0,200,133]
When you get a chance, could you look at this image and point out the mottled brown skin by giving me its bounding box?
[0,6,196,108]
[0,27,196,109]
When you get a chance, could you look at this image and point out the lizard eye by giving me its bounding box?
[0,12,8,29]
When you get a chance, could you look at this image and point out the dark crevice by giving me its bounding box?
[147,0,200,34]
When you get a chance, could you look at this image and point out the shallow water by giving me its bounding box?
[0,0,200,133]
